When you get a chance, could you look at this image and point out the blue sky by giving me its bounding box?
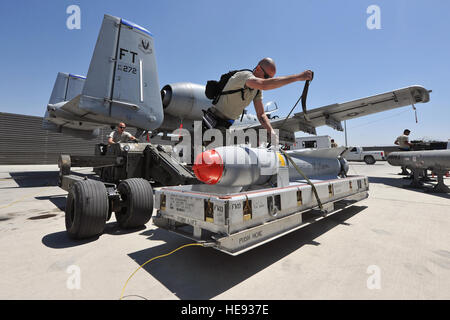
[0,0,449,146]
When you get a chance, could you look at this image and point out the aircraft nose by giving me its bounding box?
[193,150,224,184]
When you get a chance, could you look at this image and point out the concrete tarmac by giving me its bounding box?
[0,162,449,300]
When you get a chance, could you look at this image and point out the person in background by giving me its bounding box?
[331,139,338,148]
[394,129,413,175]
[394,129,413,151]
[108,122,137,145]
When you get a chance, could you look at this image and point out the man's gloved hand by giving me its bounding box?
[299,70,313,81]
[269,130,279,148]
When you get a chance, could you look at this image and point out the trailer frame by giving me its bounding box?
[153,176,369,255]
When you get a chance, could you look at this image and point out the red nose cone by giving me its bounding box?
[193,150,224,184]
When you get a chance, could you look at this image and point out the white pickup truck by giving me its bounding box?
[343,146,386,164]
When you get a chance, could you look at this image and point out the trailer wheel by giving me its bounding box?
[364,155,376,165]
[116,178,153,229]
[65,180,109,239]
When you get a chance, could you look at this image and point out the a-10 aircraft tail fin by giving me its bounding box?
[48,72,86,105]
[80,14,164,130]
[44,14,164,137]
[80,14,163,130]
[43,72,102,139]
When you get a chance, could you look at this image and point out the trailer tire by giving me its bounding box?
[65,180,109,239]
[116,178,153,229]
[364,155,376,165]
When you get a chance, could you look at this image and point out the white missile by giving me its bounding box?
[192,145,348,187]
[387,149,450,170]
[387,149,450,193]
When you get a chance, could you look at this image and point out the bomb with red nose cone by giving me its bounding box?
[193,146,347,187]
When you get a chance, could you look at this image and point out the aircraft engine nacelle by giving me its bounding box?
[161,82,212,121]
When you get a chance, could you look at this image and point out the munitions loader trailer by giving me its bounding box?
[57,142,369,255]
[153,176,369,255]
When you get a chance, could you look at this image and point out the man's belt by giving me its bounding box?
[203,108,234,129]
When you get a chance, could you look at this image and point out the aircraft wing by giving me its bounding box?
[236,85,431,142]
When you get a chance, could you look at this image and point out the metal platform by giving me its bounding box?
[154,176,369,255]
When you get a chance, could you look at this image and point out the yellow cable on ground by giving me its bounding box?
[120,243,204,300]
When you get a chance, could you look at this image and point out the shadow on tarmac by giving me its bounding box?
[1,171,59,188]
[103,223,146,236]
[41,222,147,249]
[2,170,96,189]
[368,176,450,199]
[127,205,367,300]
[41,230,99,248]
[35,195,67,211]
